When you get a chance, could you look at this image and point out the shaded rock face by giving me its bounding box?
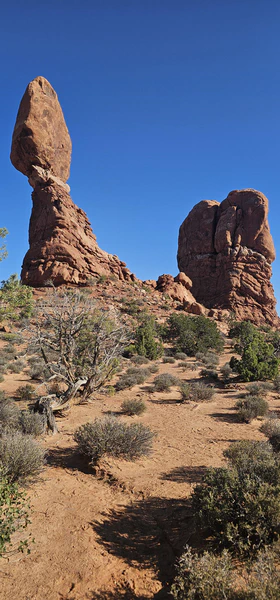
[177,189,278,326]
[156,273,206,315]
[11,76,135,286]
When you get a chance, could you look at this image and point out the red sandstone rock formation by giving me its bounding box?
[11,76,136,286]
[177,189,278,326]
[156,273,206,315]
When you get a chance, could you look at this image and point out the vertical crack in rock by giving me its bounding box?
[177,189,278,326]
[11,76,136,286]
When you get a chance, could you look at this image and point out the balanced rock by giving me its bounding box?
[11,76,136,286]
[177,189,278,326]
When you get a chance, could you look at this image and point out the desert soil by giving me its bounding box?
[0,344,277,600]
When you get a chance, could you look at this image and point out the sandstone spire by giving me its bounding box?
[177,189,278,326]
[11,76,135,286]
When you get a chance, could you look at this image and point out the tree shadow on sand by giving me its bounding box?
[161,465,208,484]
[91,497,195,593]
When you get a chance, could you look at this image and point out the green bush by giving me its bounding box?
[171,547,234,600]
[230,337,279,382]
[164,313,223,356]
[121,399,147,416]
[0,432,45,482]
[153,373,179,392]
[220,362,233,382]
[229,320,261,354]
[246,547,280,599]
[174,352,188,360]
[235,395,268,423]
[74,417,154,464]
[0,274,34,322]
[162,356,176,364]
[192,466,280,554]
[190,382,215,402]
[134,315,164,360]
[0,476,31,556]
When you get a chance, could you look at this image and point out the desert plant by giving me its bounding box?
[192,466,280,554]
[146,363,159,374]
[165,313,223,356]
[74,417,154,464]
[0,274,34,321]
[171,546,235,600]
[190,382,215,402]
[230,337,279,382]
[261,417,280,452]
[162,356,176,364]
[174,352,188,360]
[134,315,164,360]
[115,368,149,391]
[8,359,26,374]
[224,440,279,483]
[273,376,280,393]
[0,432,45,482]
[235,395,268,423]
[200,367,218,380]
[246,547,280,599]
[18,411,45,437]
[121,399,147,416]
[131,355,150,365]
[179,383,191,402]
[0,398,20,433]
[153,373,179,392]
[0,476,32,556]
[15,384,36,401]
[220,362,233,382]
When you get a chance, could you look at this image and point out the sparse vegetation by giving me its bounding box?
[189,381,215,402]
[74,417,154,464]
[164,313,223,356]
[0,432,45,483]
[134,314,164,360]
[121,399,147,416]
[0,476,31,557]
[235,394,268,423]
[153,373,179,392]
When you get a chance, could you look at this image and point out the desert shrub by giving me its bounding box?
[121,399,147,416]
[178,360,188,369]
[15,384,36,401]
[115,368,149,391]
[134,315,164,360]
[8,359,26,374]
[246,547,280,599]
[162,357,176,364]
[28,361,50,380]
[0,398,20,433]
[2,343,16,356]
[192,466,280,554]
[224,440,279,483]
[190,382,215,402]
[0,432,45,482]
[179,383,191,402]
[200,368,218,380]
[165,313,223,356]
[220,362,233,382]
[0,374,4,383]
[230,337,279,382]
[190,362,199,371]
[174,352,188,360]
[131,355,150,365]
[147,364,159,374]
[171,546,234,600]
[246,381,272,395]
[0,476,31,556]
[199,351,219,367]
[18,411,45,437]
[273,376,280,393]
[74,417,154,464]
[261,417,280,452]
[235,395,268,423]
[153,373,179,392]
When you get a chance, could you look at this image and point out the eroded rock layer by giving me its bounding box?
[11,76,135,286]
[177,189,278,326]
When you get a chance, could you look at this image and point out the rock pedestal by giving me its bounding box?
[177,189,278,326]
[11,76,135,286]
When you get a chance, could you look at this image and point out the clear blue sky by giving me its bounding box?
[1,1,280,309]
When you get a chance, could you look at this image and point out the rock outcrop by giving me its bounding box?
[11,76,136,286]
[156,273,206,315]
[177,189,278,326]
